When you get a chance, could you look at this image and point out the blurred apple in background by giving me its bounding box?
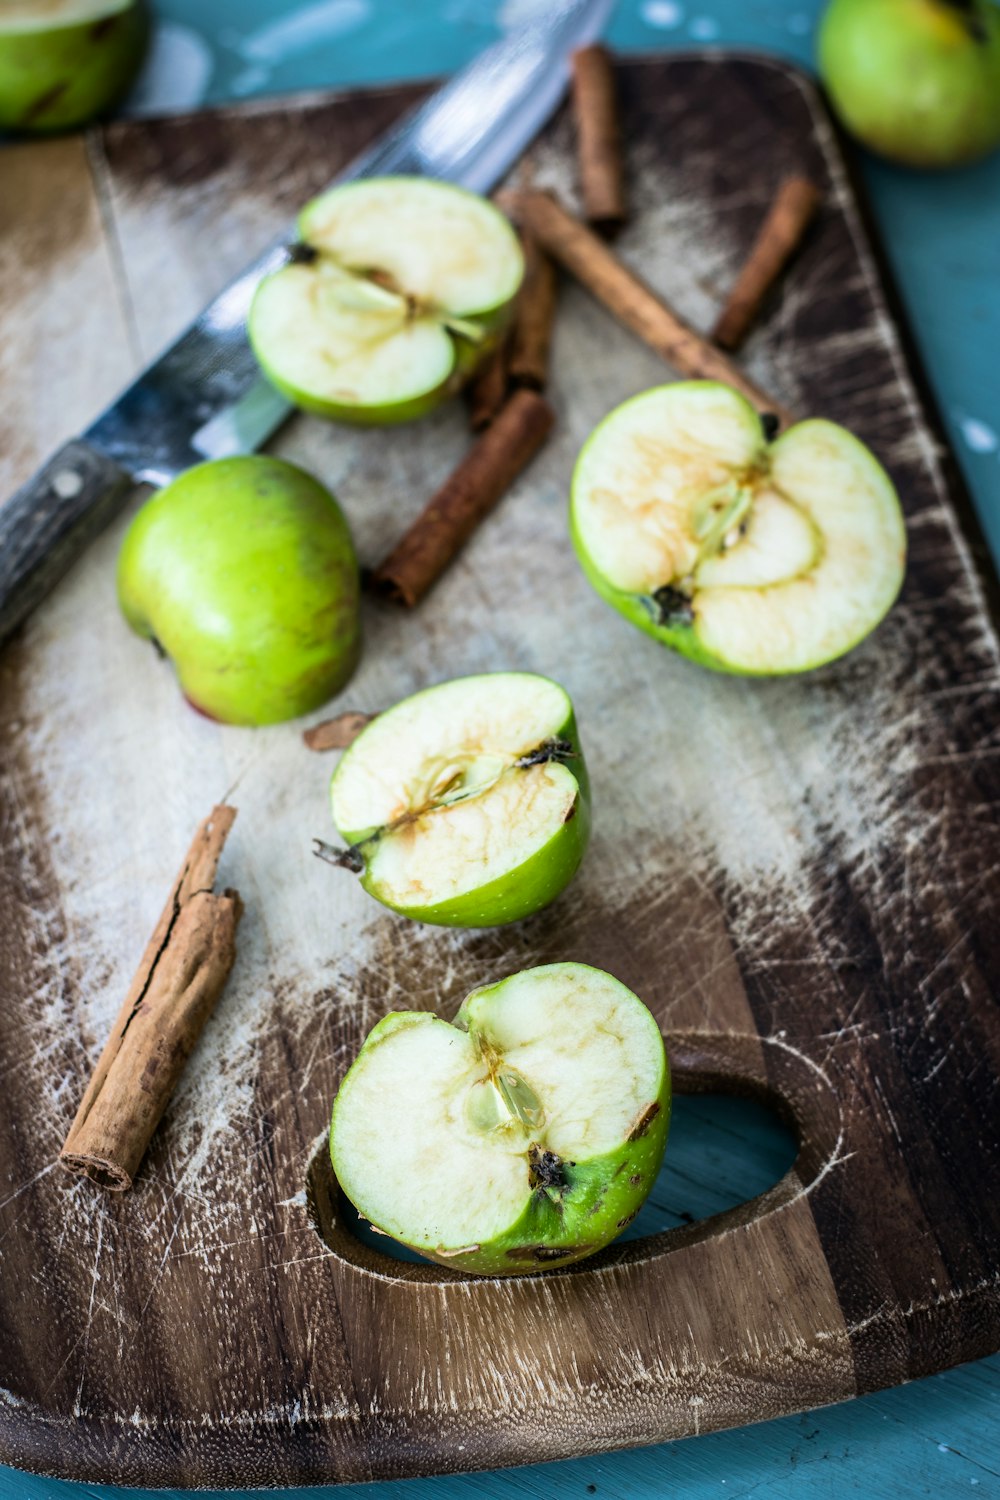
[0,0,148,134]
[818,0,1000,168]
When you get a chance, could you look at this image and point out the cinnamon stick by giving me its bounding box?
[466,230,558,431]
[571,44,627,233]
[507,231,558,390]
[466,336,511,432]
[507,189,795,428]
[303,711,376,751]
[371,387,555,607]
[60,806,242,1191]
[712,176,822,351]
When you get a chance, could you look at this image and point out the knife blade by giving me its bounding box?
[0,0,615,645]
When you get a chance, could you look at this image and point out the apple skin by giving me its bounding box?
[0,1,148,135]
[118,455,361,727]
[818,0,1000,168]
[329,964,671,1276]
[332,682,590,927]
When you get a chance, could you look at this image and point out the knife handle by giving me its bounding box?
[0,439,134,647]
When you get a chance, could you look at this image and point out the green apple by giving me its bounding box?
[818,0,1000,168]
[117,456,361,726]
[330,962,670,1275]
[570,380,906,676]
[0,0,147,135]
[319,673,589,926]
[248,177,524,425]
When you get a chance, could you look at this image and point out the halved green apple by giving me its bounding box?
[571,380,907,675]
[0,0,147,134]
[248,177,524,425]
[319,673,589,926]
[330,962,671,1275]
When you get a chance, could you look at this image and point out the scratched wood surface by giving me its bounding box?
[1,57,999,1490]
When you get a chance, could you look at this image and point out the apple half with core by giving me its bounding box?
[118,455,361,726]
[330,962,671,1275]
[0,0,147,134]
[318,673,589,926]
[818,0,1000,169]
[248,177,524,424]
[571,381,906,675]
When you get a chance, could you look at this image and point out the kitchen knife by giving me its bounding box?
[0,0,615,646]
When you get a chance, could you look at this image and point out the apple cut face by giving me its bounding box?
[571,381,907,675]
[326,673,590,927]
[329,963,671,1275]
[248,177,524,424]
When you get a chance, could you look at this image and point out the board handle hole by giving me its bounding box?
[304,1091,797,1281]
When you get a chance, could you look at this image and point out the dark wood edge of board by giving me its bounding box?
[813,83,1000,628]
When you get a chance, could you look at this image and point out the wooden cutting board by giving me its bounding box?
[1,55,999,1491]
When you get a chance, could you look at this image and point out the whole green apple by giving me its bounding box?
[330,962,671,1275]
[118,456,361,727]
[320,672,590,927]
[818,0,1000,167]
[249,177,524,425]
[0,0,148,135]
[570,381,906,676]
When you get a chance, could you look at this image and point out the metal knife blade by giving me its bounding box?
[0,0,614,643]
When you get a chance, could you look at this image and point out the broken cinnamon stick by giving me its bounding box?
[466,230,558,431]
[507,231,558,390]
[60,805,242,1191]
[712,176,822,352]
[507,189,795,428]
[303,711,376,751]
[466,336,512,432]
[371,387,555,607]
[572,44,627,233]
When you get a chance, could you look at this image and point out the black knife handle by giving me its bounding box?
[0,440,135,647]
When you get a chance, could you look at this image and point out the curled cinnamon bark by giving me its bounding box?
[59,806,242,1191]
[303,711,376,751]
[712,176,822,351]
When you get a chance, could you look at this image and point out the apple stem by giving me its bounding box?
[514,737,576,769]
[287,241,319,265]
[312,839,364,874]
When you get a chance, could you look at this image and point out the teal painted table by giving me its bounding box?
[3,3,999,1496]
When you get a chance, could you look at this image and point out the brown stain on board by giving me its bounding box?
[0,57,999,1489]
